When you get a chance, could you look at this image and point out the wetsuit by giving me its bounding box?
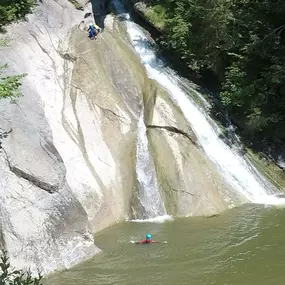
[139,239,155,244]
[89,29,95,38]
[88,25,97,39]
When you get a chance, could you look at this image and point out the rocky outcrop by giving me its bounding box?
[147,125,198,147]
[1,0,272,277]
[0,0,101,275]
[0,0,145,275]
[66,14,146,232]
[0,153,100,274]
[147,89,247,216]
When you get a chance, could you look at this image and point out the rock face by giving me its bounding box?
[0,0,144,275]
[0,0,258,277]
[146,88,247,216]
[0,154,99,274]
[66,15,145,232]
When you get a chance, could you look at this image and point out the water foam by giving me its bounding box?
[129,215,173,223]
[112,0,285,208]
[135,112,166,218]
[124,20,285,206]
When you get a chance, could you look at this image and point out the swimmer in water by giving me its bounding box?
[135,233,158,244]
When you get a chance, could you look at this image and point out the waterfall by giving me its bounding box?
[135,111,166,218]
[112,0,285,206]
[112,0,168,220]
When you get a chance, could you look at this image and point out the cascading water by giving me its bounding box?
[112,1,167,220]
[135,111,166,219]
[112,0,285,206]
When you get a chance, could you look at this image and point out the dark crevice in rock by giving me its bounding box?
[170,188,199,197]
[207,214,220,218]
[67,0,84,11]
[147,125,198,147]
[0,128,12,151]
[39,138,64,164]
[10,166,59,194]
[58,52,77,63]
[84,12,92,19]
[1,147,60,194]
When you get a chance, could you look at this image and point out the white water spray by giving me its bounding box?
[113,0,285,206]
[135,112,166,218]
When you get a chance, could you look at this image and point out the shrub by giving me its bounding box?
[0,64,26,101]
[0,250,43,285]
[0,0,36,29]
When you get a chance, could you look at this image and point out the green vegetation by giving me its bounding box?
[0,39,9,46]
[0,251,43,285]
[0,64,26,101]
[0,0,36,30]
[141,0,285,146]
[247,149,285,190]
[145,5,166,30]
[0,23,26,101]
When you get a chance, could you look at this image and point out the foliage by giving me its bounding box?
[0,35,25,101]
[145,0,285,143]
[0,0,36,29]
[145,4,167,30]
[0,39,9,46]
[0,64,26,100]
[0,251,43,285]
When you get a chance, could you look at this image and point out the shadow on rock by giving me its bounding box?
[90,0,111,29]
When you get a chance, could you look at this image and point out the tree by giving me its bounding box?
[0,0,36,29]
[146,0,285,143]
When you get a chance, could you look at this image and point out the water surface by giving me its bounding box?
[46,205,285,285]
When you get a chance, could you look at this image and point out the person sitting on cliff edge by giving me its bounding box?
[135,233,158,244]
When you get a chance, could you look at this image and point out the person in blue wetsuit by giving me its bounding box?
[89,29,95,39]
[88,24,96,39]
[88,24,101,40]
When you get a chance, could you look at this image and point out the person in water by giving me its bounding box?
[136,233,157,244]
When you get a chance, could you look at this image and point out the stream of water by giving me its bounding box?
[135,111,166,218]
[44,2,285,284]
[114,0,285,206]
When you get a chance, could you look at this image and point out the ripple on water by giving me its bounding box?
[45,206,285,285]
